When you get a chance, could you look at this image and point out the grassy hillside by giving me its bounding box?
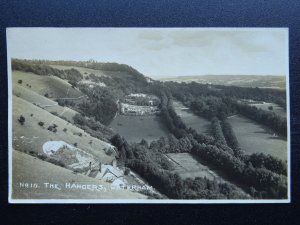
[13,96,113,164]
[13,84,78,123]
[13,70,84,99]
[12,150,147,200]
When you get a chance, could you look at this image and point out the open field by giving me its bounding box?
[249,102,286,118]
[13,84,78,123]
[12,70,83,99]
[109,114,170,143]
[12,150,147,200]
[228,115,287,161]
[13,96,114,164]
[165,153,249,197]
[173,100,211,135]
[166,153,221,181]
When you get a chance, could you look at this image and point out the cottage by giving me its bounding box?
[88,164,123,183]
[111,178,128,189]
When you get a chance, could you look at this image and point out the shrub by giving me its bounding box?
[124,168,130,175]
[47,124,58,132]
[74,143,78,147]
[63,128,67,132]
[18,115,25,125]
[38,121,44,127]
[18,80,22,84]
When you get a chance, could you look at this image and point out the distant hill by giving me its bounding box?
[159,75,286,89]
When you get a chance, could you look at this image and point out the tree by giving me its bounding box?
[38,121,44,127]
[18,80,22,84]
[18,115,25,125]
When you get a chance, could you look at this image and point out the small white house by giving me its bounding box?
[111,178,128,189]
[93,165,123,182]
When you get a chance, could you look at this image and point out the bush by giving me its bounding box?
[38,121,44,127]
[124,168,130,175]
[74,143,78,147]
[18,115,25,125]
[18,80,22,84]
[63,128,67,132]
[47,124,58,132]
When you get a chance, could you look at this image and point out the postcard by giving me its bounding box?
[7,28,290,203]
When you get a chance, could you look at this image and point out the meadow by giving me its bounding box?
[109,114,170,143]
[249,102,286,118]
[173,100,211,135]
[165,153,221,181]
[228,115,287,161]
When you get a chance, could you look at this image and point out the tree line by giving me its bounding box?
[154,89,287,199]
[111,134,248,199]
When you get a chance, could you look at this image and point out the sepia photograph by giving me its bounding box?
[7,28,289,203]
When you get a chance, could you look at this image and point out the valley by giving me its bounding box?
[10,58,288,201]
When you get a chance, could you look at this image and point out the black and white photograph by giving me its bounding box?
[7,28,289,203]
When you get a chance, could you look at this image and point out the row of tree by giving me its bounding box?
[156,90,287,199]
[111,134,247,199]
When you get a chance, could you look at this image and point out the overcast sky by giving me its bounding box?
[7,28,288,78]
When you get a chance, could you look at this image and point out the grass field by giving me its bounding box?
[11,150,147,200]
[228,115,287,161]
[109,114,170,143]
[249,102,286,118]
[12,70,83,99]
[13,96,113,164]
[166,153,221,181]
[165,153,249,197]
[173,100,211,135]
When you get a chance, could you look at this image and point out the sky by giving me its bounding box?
[7,28,288,78]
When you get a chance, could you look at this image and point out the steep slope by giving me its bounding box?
[13,95,113,164]
[13,70,84,99]
[13,84,78,123]
[12,150,147,200]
